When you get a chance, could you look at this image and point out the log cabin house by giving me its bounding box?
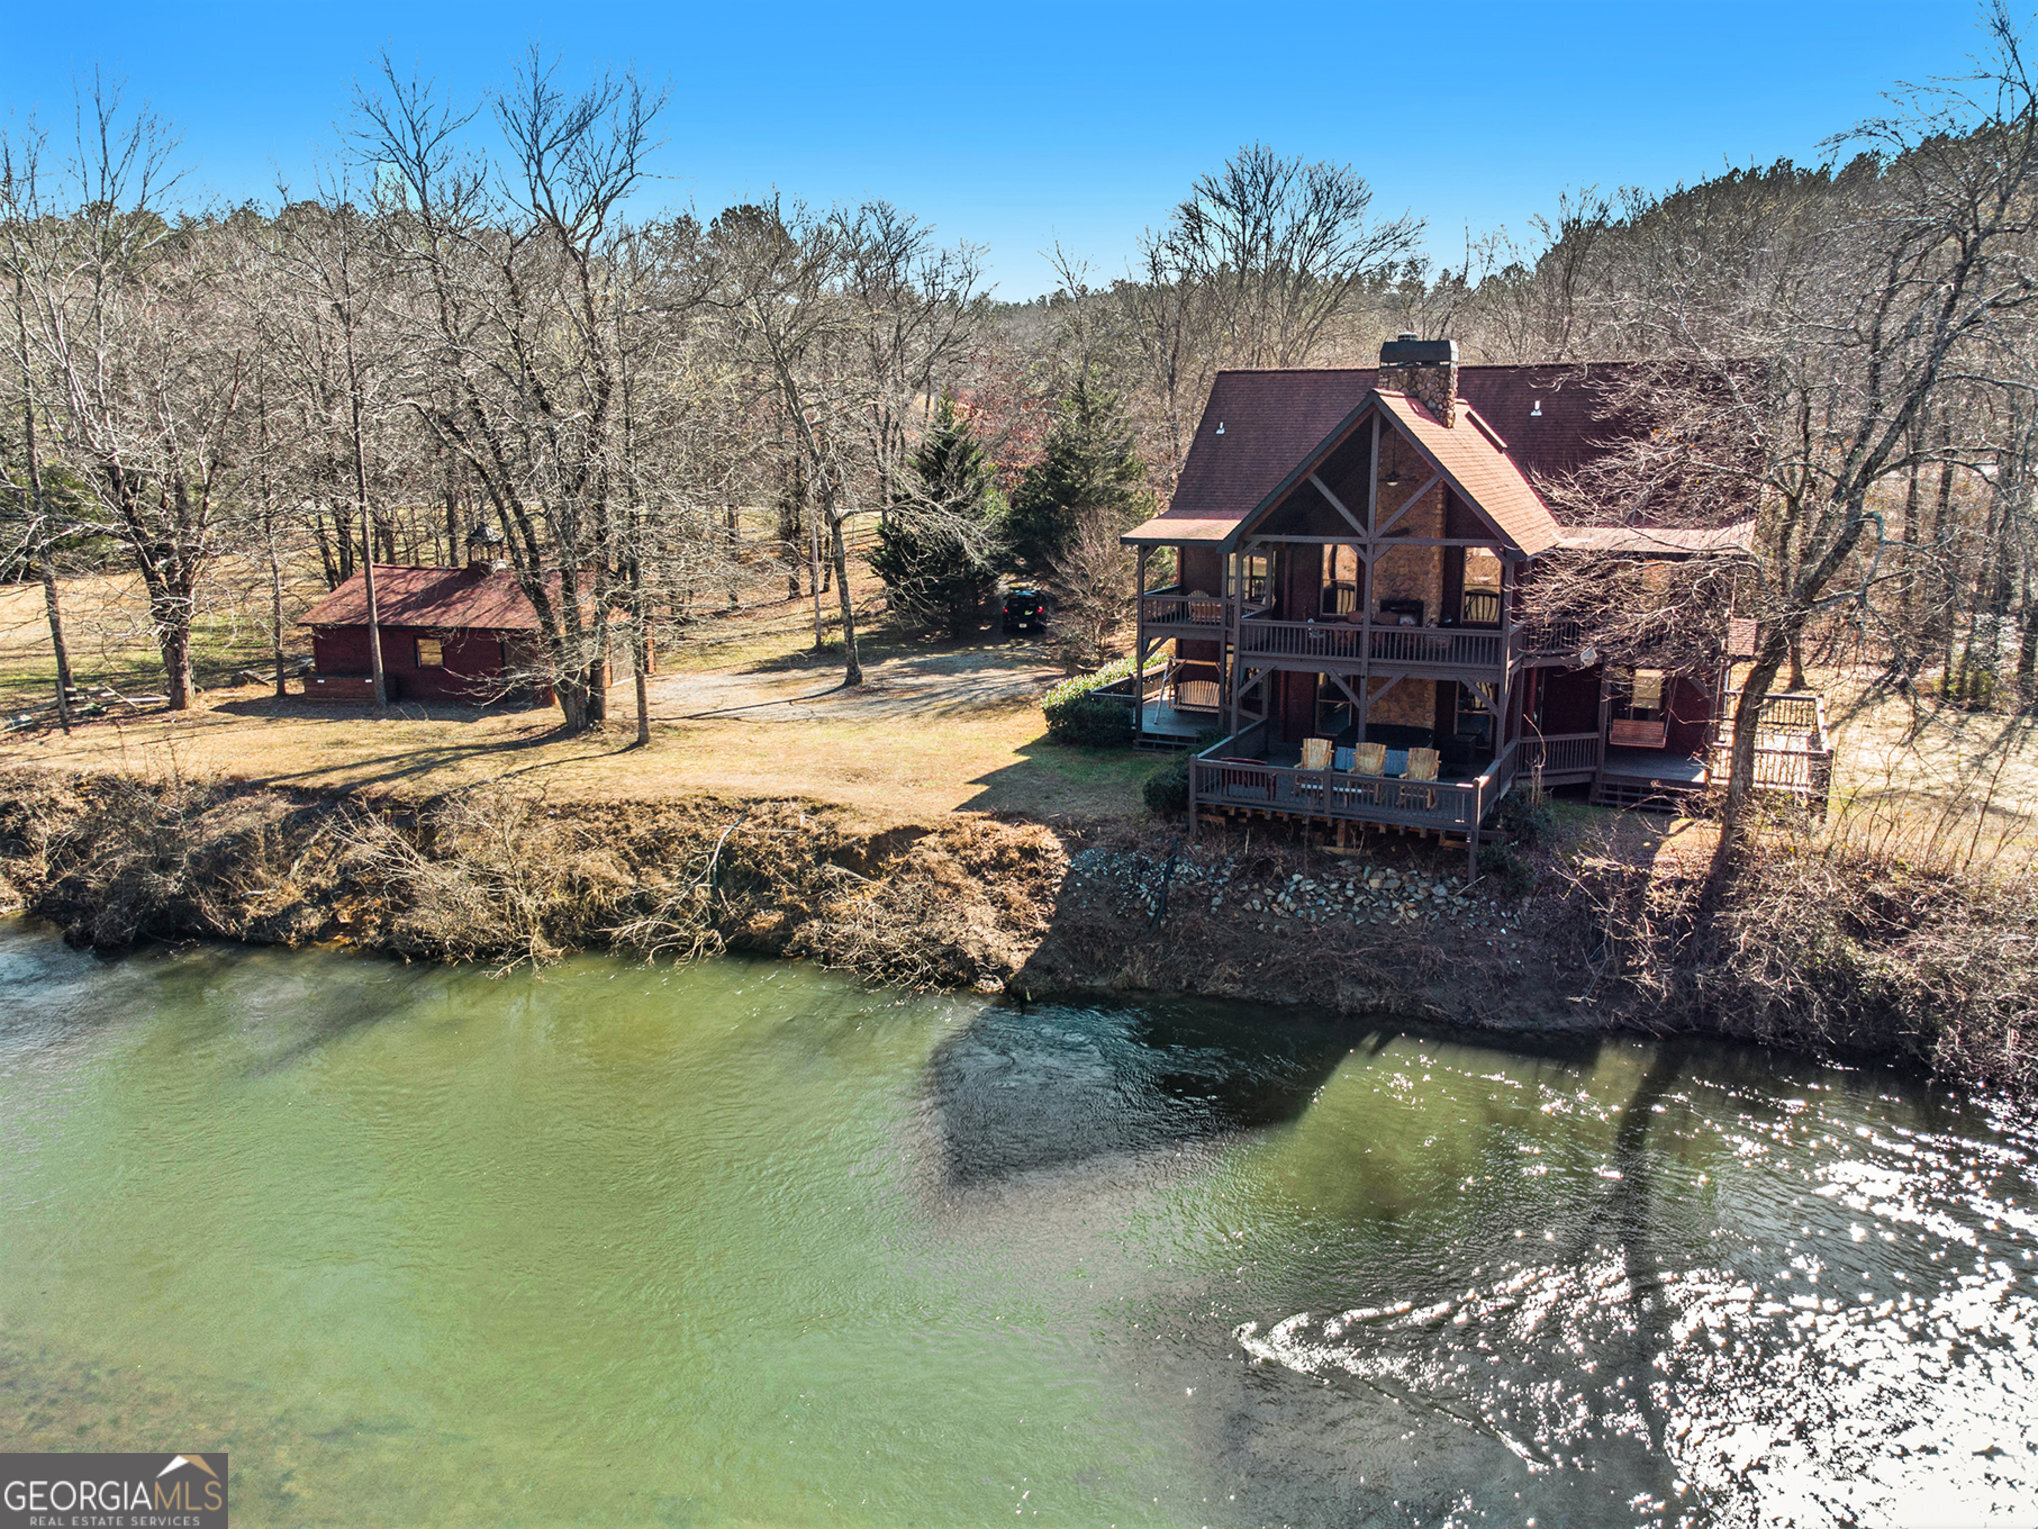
[1122,335,1829,868]
[296,528,627,705]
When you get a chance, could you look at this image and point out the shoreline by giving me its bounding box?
[1,767,2030,1099]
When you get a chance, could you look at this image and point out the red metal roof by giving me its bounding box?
[299,565,546,632]
[1127,362,1651,549]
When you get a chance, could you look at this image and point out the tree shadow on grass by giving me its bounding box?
[957,738,1157,821]
[196,708,612,795]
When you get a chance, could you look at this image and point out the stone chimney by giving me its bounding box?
[1377,333,1458,426]
[466,522,507,573]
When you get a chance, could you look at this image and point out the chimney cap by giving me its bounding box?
[1380,334,1458,366]
[467,523,505,548]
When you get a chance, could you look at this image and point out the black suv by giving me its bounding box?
[1001,587,1049,634]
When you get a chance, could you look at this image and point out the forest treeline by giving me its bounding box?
[7,13,2038,778]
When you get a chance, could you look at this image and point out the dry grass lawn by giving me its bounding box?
[10,569,2038,847]
[0,570,1159,828]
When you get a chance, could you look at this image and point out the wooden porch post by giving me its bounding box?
[1359,416,1379,744]
[1133,546,1150,742]
[1224,551,1240,742]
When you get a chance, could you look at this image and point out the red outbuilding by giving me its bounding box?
[297,536,558,705]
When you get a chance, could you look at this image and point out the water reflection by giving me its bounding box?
[922,998,1358,1188]
[1222,1039,2038,1527]
[1,922,2032,1528]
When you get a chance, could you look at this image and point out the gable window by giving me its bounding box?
[416,637,445,669]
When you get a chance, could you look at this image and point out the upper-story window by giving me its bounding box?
[416,637,445,669]
[1461,546,1504,625]
[1239,553,1271,604]
[1320,544,1360,614]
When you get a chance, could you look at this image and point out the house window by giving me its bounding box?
[1320,544,1360,614]
[416,637,445,669]
[1460,546,1503,625]
[1239,552,1271,603]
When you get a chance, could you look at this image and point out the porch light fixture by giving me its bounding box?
[1383,466,1402,486]
[1531,399,1543,417]
[1215,421,1225,434]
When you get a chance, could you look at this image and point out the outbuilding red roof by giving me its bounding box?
[299,565,545,632]
[1127,362,1648,549]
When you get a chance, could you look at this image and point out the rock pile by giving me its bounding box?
[1063,847,1491,930]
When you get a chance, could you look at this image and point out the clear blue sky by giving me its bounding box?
[0,0,2000,298]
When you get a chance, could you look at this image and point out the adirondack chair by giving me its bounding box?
[1403,746,1441,809]
[1299,737,1334,771]
[1354,741,1388,775]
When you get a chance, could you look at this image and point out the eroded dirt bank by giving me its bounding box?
[1,770,2030,1095]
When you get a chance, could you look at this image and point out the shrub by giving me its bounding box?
[1478,841,1537,897]
[1143,753,1191,815]
[1041,653,1156,747]
[1493,787,1558,847]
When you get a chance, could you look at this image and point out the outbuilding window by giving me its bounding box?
[416,637,445,668]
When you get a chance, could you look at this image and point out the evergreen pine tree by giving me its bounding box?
[1005,377,1152,574]
[869,393,1007,639]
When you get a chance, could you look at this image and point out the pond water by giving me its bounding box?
[0,920,2032,1527]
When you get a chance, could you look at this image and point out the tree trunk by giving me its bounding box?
[1709,631,1789,885]
[361,517,388,720]
[38,558,73,733]
[589,633,609,727]
[2017,598,2038,712]
[809,499,827,653]
[258,388,288,699]
[634,642,651,747]
[830,514,862,687]
[555,673,593,732]
[15,271,70,732]
[724,505,741,610]
[268,544,288,699]
[154,590,197,711]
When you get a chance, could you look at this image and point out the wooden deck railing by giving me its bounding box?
[1138,587,1228,627]
[1521,731,1601,777]
[1719,691,1828,745]
[1189,733,1521,833]
[1709,692,1834,813]
[1514,618,1585,657]
[1235,618,1505,670]
[1706,741,1834,796]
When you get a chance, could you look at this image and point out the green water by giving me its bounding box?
[0,922,2032,1527]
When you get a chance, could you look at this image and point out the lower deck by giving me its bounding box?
[1137,698,1218,747]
